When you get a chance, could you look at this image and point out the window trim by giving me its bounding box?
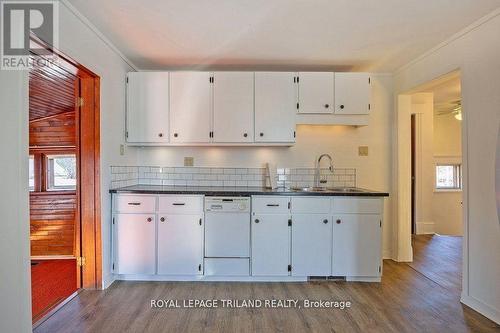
[46,154,77,191]
[435,163,462,191]
[28,149,77,194]
[29,155,35,192]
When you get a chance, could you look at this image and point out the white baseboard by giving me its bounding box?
[383,249,393,260]
[461,294,500,324]
[102,273,116,290]
[416,221,435,234]
[115,275,308,282]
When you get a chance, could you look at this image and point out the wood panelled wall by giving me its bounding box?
[30,112,76,147]
[29,59,78,257]
[30,193,76,256]
[29,60,77,122]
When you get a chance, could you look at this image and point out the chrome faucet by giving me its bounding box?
[315,154,334,187]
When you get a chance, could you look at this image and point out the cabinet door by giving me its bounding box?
[332,214,382,277]
[170,72,212,143]
[115,214,156,275]
[213,72,254,143]
[126,72,169,143]
[334,73,371,115]
[291,214,332,276]
[251,214,290,276]
[157,214,203,275]
[298,72,334,114]
[254,72,297,143]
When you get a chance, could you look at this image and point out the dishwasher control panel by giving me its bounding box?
[205,197,250,212]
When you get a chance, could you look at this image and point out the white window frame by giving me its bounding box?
[46,154,77,191]
[435,163,462,192]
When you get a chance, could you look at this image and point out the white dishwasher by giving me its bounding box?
[204,197,250,276]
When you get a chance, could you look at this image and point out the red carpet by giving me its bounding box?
[31,259,77,321]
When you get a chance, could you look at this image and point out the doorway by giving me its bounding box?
[400,71,464,290]
[29,36,102,325]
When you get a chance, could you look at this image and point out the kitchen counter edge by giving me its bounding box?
[109,185,389,197]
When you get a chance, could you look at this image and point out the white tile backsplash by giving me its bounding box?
[110,166,356,189]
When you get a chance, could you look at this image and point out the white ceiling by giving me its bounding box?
[68,0,500,71]
[428,76,461,114]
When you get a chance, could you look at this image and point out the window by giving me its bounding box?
[435,164,461,190]
[46,154,77,191]
[29,156,35,191]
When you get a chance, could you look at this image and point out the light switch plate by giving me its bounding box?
[184,157,194,166]
[358,146,369,156]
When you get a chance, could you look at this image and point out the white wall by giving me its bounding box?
[434,113,462,156]
[133,75,395,258]
[394,9,500,323]
[432,113,463,235]
[56,2,138,288]
[0,71,32,332]
[411,94,435,234]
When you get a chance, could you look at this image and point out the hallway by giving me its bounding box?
[410,234,462,290]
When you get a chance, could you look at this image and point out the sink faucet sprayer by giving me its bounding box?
[315,154,334,187]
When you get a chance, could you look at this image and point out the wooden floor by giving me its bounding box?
[410,234,462,290]
[35,236,499,333]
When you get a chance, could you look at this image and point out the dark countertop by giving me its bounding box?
[109,185,389,197]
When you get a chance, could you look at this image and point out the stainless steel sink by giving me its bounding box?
[289,186,366,193]
[327,187,366,193]
[290,186,328,192]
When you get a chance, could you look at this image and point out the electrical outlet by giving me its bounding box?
[184,157,194,166]
[358,146,369,156]
[120,144,125,156]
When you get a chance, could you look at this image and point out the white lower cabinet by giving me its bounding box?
[251,214,291,276]
[113,194,384,281]
[332,214,382,277]
[115,213,156,275]
[157,214,204,275]
[291,214,332,276]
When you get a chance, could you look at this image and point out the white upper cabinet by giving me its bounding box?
[126,72,170,143]
[213,72,254,143]
[334,72,371,115]
[297,72,334,114]
[170,71,212,143]
[254,72,297,143]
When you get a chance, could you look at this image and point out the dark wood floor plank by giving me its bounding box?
[35,236,499,333]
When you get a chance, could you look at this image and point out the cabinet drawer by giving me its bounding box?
[114,195,156,213]
[332,197,383,214]
[158,195,204,214]
[252,196,290,213]
[291,197,331,214]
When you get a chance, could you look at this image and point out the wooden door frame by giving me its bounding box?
[30,35,102,289]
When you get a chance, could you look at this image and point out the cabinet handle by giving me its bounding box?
[173,203,185,206]
[147,217,153,222]
[243,133,248,137]
[336,219,341,224]
[340,105,345,109]
[160,217,165,222]
[323,219,329,224]
[174,133,178,138]
[324,104,329,108]
[266,204,279,207]
[158,133,163,138]
[127,202,141,206]
[255,219,260,223]
[260,132,264,137]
